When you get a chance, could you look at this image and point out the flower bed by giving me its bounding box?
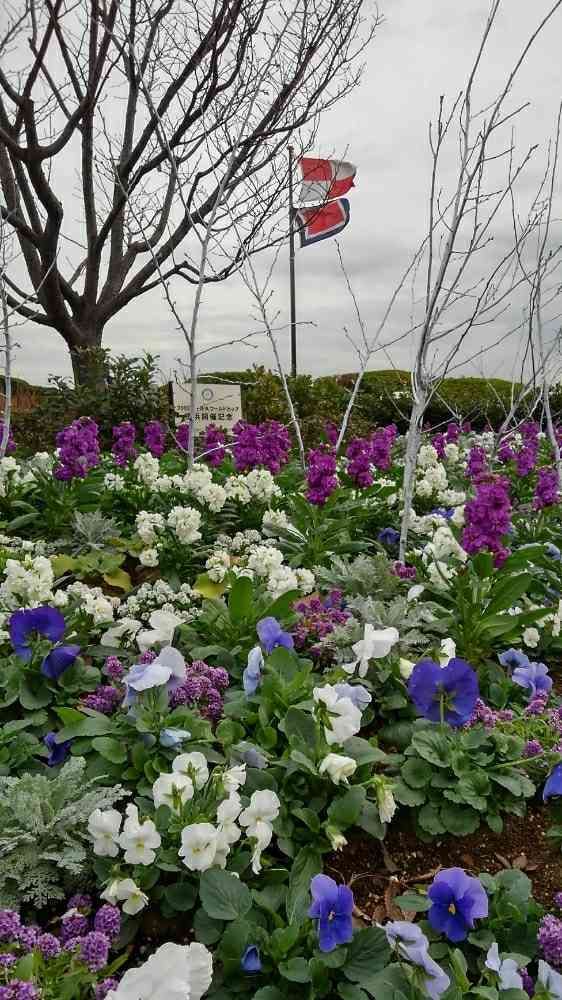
[1,416,562,998]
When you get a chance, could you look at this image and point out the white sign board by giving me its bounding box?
[172,381,242,432]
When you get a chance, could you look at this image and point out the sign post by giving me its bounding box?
[171,381,242,434]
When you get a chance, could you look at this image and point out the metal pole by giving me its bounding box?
[288,145,297,377]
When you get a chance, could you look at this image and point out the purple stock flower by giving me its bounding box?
[427,868,488,942]
[324,422,339,446]
[203,424,226,466]
[534,467,560,510]
[103,656,124,680]
[9,606,65,662]
[111,422,137,466]
[523,739,544,757]
[15,927,38,953]
[175,423,190,452]
[54,417,100,480]
[538,915,562,968]
[256,617,294,655]
[67,895,92,912]
[0,956,16,968]
[544,763,562,800]
[465,445,488,480]
[408,658,479,727]
[36,933,61,959]
[371,424,397,471]
[346,435,375,487]
[41,643,80,680]
[144,420,167,457]
[393,561,416,580]
[169,660,228,722]
[241,945,262,973]
[520,968,535,996]
[81,685,121,714]
[80,931,110,971]
[0,983,40,999]
[432,433,446,460]
[306,446,338,505]
[308,874,354,952]
[0,912,20,942]
[512,661,552,699]
[43,732,71,767]
[462,476,512,566]
[232,420,290,474]
[60,912,89,943]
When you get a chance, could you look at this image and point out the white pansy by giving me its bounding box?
[376,780,397,824]
[102,877,149,916]
[88,808,122,857]
[137,609,183,650]
[343,623,400,677]
[313,684,362,745]
[399,657,415,679]
[248,819,274,874]
[439,638,456,666]
[152,772,194,812]
[239,789,280,838]
[101,617,142,647]
[179,823,219,871]
[118,803,161,865]
[407,584,425,601]
[172,752,209,789]
[105,940,213,1000]
[223,764,247,793]
[318,754,357,785]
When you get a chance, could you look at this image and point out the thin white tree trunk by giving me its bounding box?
[399,386,428,562]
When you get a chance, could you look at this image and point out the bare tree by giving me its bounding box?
[0,0,378,387]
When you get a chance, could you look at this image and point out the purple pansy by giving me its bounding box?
[9,607,65,662]
[512,661,552,699]
[408,658,479,727]
[241,945,262,973]
[498,648,530,672]
[544,763,562,801]
[385,921,450,999]
[41,643,81,680]
[256,617,294,655]
[308,874,354,952]
[43,732,72,767]
[427,868,488,942]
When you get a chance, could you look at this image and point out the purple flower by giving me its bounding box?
[103,656,124,680]
[427,868,488,942]
[462,476,512,566]
[384,921,450,998]
[523,739,543,758]
[95,980,120,1000]
[408,658,479,727]
[232,420,290,474]
[392,561,416,580]
[555,893,562,909]
[9,606,65,662]
[535,467,560,510]
[144,420,167,457]
[43,732,71,767]
[243,646,263,696]
[54,417,100,480]
[325,422,339,446]
[256,617,294,655]
[465,445,488,480]
[512,661,552,699]
[81,685,121,714]
[498,648,530,672]
[0,912,20,941]
[544,763,562,801]
[0,983,40,1000]
[67,895,92,912]
[308,874,354,953]
[539,915,562,968]
[60,912,89,943]
[520,968,535,996]
[203,424,226,467]
[36,933,61,959]
[0,955,16,968]
[41,643,80,680]
[159,728,191,748]
[80,931,110,971]
[378,527,400,547]
[111,422,137,466]
[241,945,262,973]
[306,446,339,505]
[175,423,190,452]
[94,905,120,940]
[15,926,39,952]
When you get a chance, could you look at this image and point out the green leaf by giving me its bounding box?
[357,800,385,840]
[18,678,51,710]
[279,957,311,983]
[199,869,252,921]
[440,802,480,835]
[344,927,391,985]
[485,573,532,615]
[392,892,431,912]
[91,737,127,764]
[410,729,451,767]
[103,568,132,592]
[491,772,535,798]
[328,786,366,829]
[338,986,369,1000]
[163,882,197,912]
[401,757,433,788]
[282,707,317,749]
[286,845,323,923]
[193,907,224,945]
[56,716,113,741]
[193,573,228,599]
[252,989,286,1000]
[229,575,254,623]
[393,780,426,807]
[418,804,446,835]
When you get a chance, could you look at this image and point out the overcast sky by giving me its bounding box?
[10,0,562,386]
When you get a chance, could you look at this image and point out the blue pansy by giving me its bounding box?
[159,728,191,748]
[512,661,552,699]
[408,658,479,727]
[43,731,71,767]
[308,874,354,952]
[544,763,562,800]
[243,646,264,696]
[498,648,530,672]
[427,868,488,942]
[241,945,262,973]
[378,527,400,546]
[256,617,294,655]
[41,644,81,680]
[9,606,66,662]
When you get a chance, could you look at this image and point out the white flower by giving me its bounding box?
[418,444,439,468]
[133,453,160,486]
[216,793,243,856]
[523,627,540,648]
[105,940,213,1000]
[343,623,400,677]
[318,754,357,785]
[248,820,273,874]
[152,772,194,812]
[118,804,162,865]
[104,473,125,491]
[102,878,149,916]
[172,752,209,789]
[88,808,122,857]
[179,823,219,871]
[223,764,247,793]
[407,584,425,601]
[239,789,280,838]
[127,646,186,691]
[136,511,165,545]
[375,781,397,824]
[101,617,142,647]
[313,684,363,745]
[439,637,456,666]
[139,548,159,567]
[167,506,202,544]
[137,609,184,651]
[399,657,415,680]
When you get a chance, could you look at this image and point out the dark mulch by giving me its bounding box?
[327,806,562,922]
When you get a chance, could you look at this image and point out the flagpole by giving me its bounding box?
[288,145,297,378]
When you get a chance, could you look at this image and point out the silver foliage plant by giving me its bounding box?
[0,757,126,907]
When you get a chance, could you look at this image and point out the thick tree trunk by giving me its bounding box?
[69,332,107,391]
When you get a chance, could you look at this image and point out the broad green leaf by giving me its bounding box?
[485,573,532,615]
[103,568,132,592]
[401,757,433,788]
[229,575,254,623]
[279,957,311,983]
[440,802,480,835]
[393,892,431,912]
[163,882,198,912]
[328,786,366,829]
[193,908,224,945]
[410,729,451,767]
[344,927,391,984]
[199,869,252,921]
[286,845,323,923]
[91,737,128,764]
[193,573,228,599]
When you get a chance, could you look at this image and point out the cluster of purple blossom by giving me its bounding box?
[392,561,416,580]
[231,420,291,474]
[462,476,512,566]
[54,417,100,481]
[175,422,190,452]
[343,425,397,487]
[534,467,560,510]
[292,591,351,662]
[465,698,514,729]
[169,659,229,722]
[111,421,137,466]
[539,914,562,968]
[499,421,540,476]
[306,446,338,505]
[431,421,463,458]
[81,683,121,714]
[465,445,488,481]
[0,899,120,999]
[202,424,227,466]
[144,420,167,457]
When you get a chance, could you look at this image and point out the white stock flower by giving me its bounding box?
[136,511,165,545]
[118,804,161,865]
[101,878,149,916]
[152,772,194,812]
[137,609,183,650]
[172,752,209,789]
[417,444,439,468]
[139,547,159,567]
[318,754,357,786]
[167,506,202,544]
[313,684,362,745]
[179,823,219,871]
[343,623,400,677]
[523,627,540,648]
[88,808,122,857]
[105,941,213,1000]
[376,781,397,824]
[133,453,160,486]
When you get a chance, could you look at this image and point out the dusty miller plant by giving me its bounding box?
[55,511,121,555]
[314,553,402,600]
[0,757,125,907]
